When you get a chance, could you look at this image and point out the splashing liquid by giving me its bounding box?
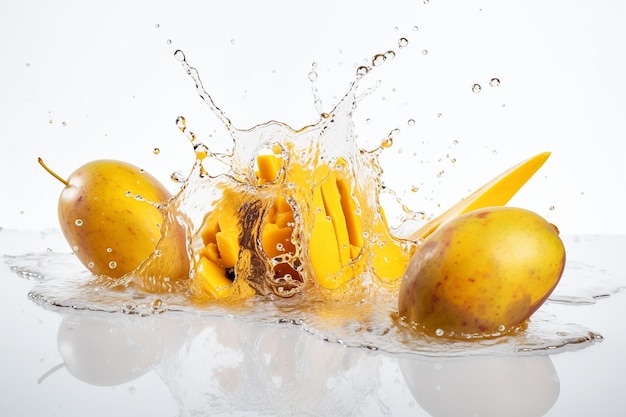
[129,48,414,305]
[7,44,613,356]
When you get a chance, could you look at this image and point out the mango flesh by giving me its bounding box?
[58,160,172,278]
[189,152,410,300]
[398,206,565,336]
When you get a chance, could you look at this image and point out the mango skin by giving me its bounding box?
[58,160,172,278]
[398,206,565,336]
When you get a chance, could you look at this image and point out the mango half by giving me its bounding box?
[398,206,565,336]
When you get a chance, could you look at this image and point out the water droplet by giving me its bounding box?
[412,25,419,32]
[106,247,113,253]
[166,39,172,45]
[154,249,162,257]
[407,119,415,126]
[453,139,459,145]
[48,119,53,124]
[421,49,428,56]
[88,261,94,268]
[437,112,443,118]
[498,324,506,332]
[384,50,396,60]
[135,195,144,201]
[381,137,393,148]
[176,115,187,131]
[492,149,498,155]
[411,185,419,192]
[170,171,186,183]
[489,77,501,87]
[153,147,160,155]
[372,54,386,67]
[398,38,409,48]
[276,243,285,252]
[61,121,67,126]
[308,70,318,81]
[72,246,79,252]
[173,49,186,62]
[155,23,160,29]
[230,38,236,45]
[435,328,444,336]
[365,118,372,124]
[451,158,457,164]
[356,66,370,78]
[472,83,482,93]
[108,261,117,270]
[74,219,83,226]
[549,205,555,211]
[125,191,133,197]
[423,0,429,4]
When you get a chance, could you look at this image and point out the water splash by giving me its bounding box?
[5,229,616,357]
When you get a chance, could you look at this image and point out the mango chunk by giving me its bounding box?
[195,257,235,299]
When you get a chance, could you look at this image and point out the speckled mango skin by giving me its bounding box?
[58,160,172,278]
[398,206,565,336]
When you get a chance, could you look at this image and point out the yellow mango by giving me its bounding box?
[398,206,565,336]
[40,158,174,278]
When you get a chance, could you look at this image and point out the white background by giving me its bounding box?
[1,0,625,235]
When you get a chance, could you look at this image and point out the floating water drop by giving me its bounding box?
[166,39,172,45]
[74,219,83,227]
[398,37,409,48]
[472,83,482,93]
[407,119,415,126]
[372,54,386,67]
[108,261,117,270]
[384,50,396,61]
[421,49,428,56]
[170,171,186,183]
[489,77,501,87]
[106,247,113,253]
[356,66,370,78]
[153,148,161,155]
[173,49,185,62]
[435,328,444,336]
[176,115,186,131]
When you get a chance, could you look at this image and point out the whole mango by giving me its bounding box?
[398,206,565,336]
[43,159,173,278]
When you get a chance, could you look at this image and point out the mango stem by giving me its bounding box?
[38,157,69,186]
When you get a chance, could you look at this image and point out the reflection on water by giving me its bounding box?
[42,308,562,417]
[400,355,559,417]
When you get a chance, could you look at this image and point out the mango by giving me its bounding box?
[40,158,173,278]
[398,206,565,336]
